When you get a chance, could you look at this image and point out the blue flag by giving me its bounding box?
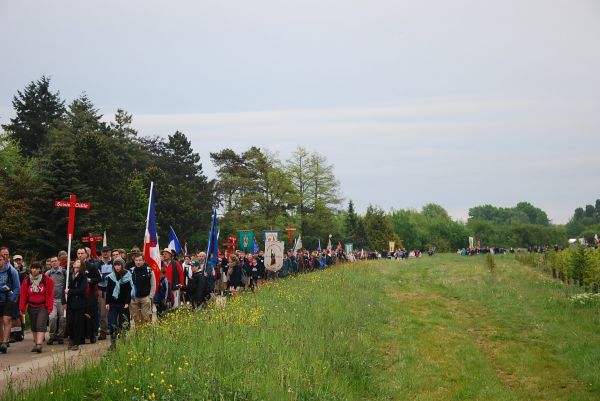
[317,239,322,251]
[252,239,259,254]
[168,226,182,254]
[206,210,219,265]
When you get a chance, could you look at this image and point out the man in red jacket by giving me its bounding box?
[162,249,183,309]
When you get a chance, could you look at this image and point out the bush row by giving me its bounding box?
[516,247,600,291]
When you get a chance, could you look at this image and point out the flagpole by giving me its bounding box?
[145,182,154,234]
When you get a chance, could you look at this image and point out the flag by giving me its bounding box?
[102,231,107,247]
[184,241,188,256]
[168,226,182,254]
[360,248,364,258]
[238,230,254,252]
[337,241,342,251]
[317,239,321,251]
[252,238,259,254]
[206,210,219,266]
[144,182,161,286]
[595,234,598,244]
[293,235,303,253]
[327,235,332,251]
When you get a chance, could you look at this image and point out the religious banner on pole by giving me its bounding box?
[265,240,284,272]
[468,236,474,249]
[389,241,395,253]
[264,230,280,243]
[344,243,354,254]
[238,230,254,252]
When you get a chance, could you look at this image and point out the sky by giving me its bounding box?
[1,0,599,223]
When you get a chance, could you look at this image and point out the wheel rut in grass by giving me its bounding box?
[383,288,591,400]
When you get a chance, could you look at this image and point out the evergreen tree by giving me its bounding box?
[2,76,65,157]
[344,200,359,244]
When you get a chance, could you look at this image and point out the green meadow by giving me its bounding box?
[5,255,600,401]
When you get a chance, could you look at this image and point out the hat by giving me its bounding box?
[161,248,173,255]
[13,255,23,260]
[191,260,200,267]
[101,246,111,252]
[113,258,126,267]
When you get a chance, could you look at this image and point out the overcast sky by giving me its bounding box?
[1,0,599,223]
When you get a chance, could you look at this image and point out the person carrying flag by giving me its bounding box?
[162,248,183,309]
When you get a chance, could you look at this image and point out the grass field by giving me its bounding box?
[5,254,600,401]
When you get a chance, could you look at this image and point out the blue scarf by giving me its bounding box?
[107,270,133,299]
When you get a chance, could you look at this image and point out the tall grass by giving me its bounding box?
[6,255,600,401]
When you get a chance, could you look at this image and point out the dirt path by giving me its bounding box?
[0,333,109,395]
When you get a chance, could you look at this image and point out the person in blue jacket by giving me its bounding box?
[0,254,20,354]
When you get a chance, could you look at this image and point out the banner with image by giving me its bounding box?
[238,230,254,252]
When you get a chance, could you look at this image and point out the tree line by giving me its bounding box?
[0,77,596,258]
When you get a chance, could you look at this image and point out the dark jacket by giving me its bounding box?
[182,271,210,307]
[228,262,243,288]
[84,260,100,306]
[67,271,88,310]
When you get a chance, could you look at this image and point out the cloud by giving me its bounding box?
[116,97,599,224]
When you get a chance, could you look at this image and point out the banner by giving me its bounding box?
[344,243,353,254]
[264,230,280,242]
[389,241,395,253]
[265,240,284,272]
[468,236,474,249]
[238,230,254,252]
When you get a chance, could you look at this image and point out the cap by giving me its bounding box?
[191,260,201,267]
[13,255,23,260]
[161,248,173,255]
[113,258,126,267]
[101,246,111,252]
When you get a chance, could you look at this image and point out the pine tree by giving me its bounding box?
[345,200,359,245]
[2,76,65,157]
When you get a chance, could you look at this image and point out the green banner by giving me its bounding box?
[344,243,354,254]
[238,230,254,252]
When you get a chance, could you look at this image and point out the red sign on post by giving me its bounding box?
[82,234,104,260]
[54,194,91,238]
[285,226,296,246]
[54,201,90,209]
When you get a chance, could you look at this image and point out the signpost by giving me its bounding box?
[54,194,90,302]
[284,226,296,247]
[221,235,237,256]
[81,234,103,260]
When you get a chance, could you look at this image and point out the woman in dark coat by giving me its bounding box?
[227,255,243,292]
[182,261,210,308]
[65,259,88,351]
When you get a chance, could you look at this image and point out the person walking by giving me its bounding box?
[129,254,155,326]
[65,259,88,351]
[19,262,54,353]
[0,254,20,354]
[105,258,132,349]
[46,256,66,345]
[181,261,210,308]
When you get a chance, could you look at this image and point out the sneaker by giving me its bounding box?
[0,343,7,354]
[35,345,42,353]
[98,333,107,341]
[47,338,55,345]
[31,346,38,352]
[57,339,64,345]
[70,345,79,351]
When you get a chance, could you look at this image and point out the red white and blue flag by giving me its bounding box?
[144,182,161,286]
